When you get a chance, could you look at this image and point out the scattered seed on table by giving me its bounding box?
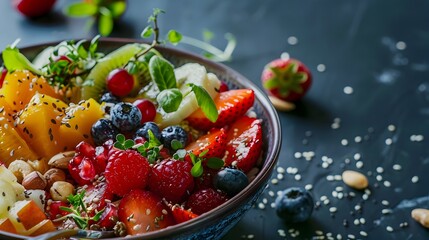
[294,152,302,159]
[360,231,368,237]
[354,219,360,225]
[287,36,298,45]
[393,164,402,171]
[294,174,302,181]
[317,64,326,72]
[356,161,364,169]
[385,138,393,145]
[387,124,396,132]
[376,175,383,181]
[382,200,390,206]
[348,234,356,239]
[277,166,285,173]
[411,176,419,183]
[382,209,393,215]
[341,139,349,146]
[278,229,286,237]
[384,181,391,187]
[355,136,362,143]
[386,226,394,232]
[354,153,361,160]
[360,218,366,224]
[396,41,407,50]
[343,86,354,95]
[280,52,290,60]
[305,184,313,191]
[376,167,384,173]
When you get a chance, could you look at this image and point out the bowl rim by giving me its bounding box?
[0,38,282,239]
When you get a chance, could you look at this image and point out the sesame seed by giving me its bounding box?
[294,152,302,158]
[348,234,356,239]
[343,86,354,95]
[411,176,419,183]
[385,138,393,145]
[376,167,384,173]
[294,174,302,181]
[334,175,342,181]
[396,41,407,50]
[287,36,298,45]
[268,191,275,197]
[360,231,368,237]
[354,219,360,225]
[354,136,362,143]
[387,124,396,132]
[278,229,286,237]
[320,195,328,201]
[382,200,390,206]
[277,166,285,173]
[386,226,394,232]
[305,184,313,191]
[271,179,278,185]
[341,139,348,146]
[376,175,383,181]
[392,164,402,170]
[353,153,361,160]
[277,173,284,180]
[359,218,366,224]
[382,209,393,214]
[326,175,334,181]
[317,64,326,72]
[362,194,369,200]
[356,161,364,169]
[384,181,391,187]
[280,52,290,60]
[329,207,337,213]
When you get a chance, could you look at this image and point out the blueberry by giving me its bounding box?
[110,102,142,132]
[135,122,162,141]
[161,126,188,150]
[100,92,120,104]
[213,168,248,196]
[91,119,120,146]
[275,187,314,223]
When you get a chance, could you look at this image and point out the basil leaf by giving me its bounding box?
[149,56,177,91]
[2,46,43,75]
[157,89,182,113]
[99,7,113,36]
[64,2,98,17]
[206,157,224,170]
[191,160,203,177]
[167,30,182,45]
[187,83,218,122]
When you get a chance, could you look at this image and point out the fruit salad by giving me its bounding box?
[0,37,263,237]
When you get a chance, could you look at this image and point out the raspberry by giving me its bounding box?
[105,149,151,196]
[185,188,228,215]
[148,159,194,203]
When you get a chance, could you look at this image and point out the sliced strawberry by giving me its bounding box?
[83,181,114,212]
[171,204,198,224]
[105,149,151,197]
[148,159,194,204]
[97,202,118,230]
[46,200,69,220]
[261,58,312,102]
[186,89,255,130]
[185,188,228,215]
[224,116,263,173]
[184,128,227,162]
[118,189,175,235]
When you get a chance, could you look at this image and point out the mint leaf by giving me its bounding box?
[149,56,177,91]
[191,160,203,177]
[141,26,154,38]
[116,134,126,143]
[171,139,183,150]
[108,1,127,18]
[76,40,88,59]
[89,35,100,57]
[99,7,113,36]
[2,46,43,75]
[187,83,218,122]
[207,157,224,170]
[157,89,182,113]
[64,2,98,17]
[167,30,182,45]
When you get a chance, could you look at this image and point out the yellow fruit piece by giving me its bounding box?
[61,98,104,146]
[1,70,60,112]
[0,218,17,234]
[0,110,39,166]
[15,93,67,158]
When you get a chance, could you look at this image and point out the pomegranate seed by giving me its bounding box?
[133,99,157,123]
[76,141,95,158]
[106,69,134,97]
[219,81,229,92]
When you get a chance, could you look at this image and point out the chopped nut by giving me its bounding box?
[43,168,66,188]
[412,208,429,228]
[8,159,34,183]
[50,181,75,202]
[342,170,368,190]
[22,171,47,190]
[48,151,75,169]
[27,159,49,174]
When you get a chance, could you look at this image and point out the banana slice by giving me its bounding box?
[157,63,220,128]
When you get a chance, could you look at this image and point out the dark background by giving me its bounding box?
[1,0,429,239]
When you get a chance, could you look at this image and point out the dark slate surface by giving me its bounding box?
[1,0,429,239]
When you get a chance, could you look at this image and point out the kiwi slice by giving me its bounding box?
[80,43,143,101]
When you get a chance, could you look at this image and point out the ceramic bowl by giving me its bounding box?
[0,38,281,240]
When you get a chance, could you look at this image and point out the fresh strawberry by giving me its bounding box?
[97,202,118,230]
[105,149,151,196]
[118,189,174,235]
[46,200,69,220]
[82,181,114,212]
[185,188,228,215]
[186,89,255,130]
[194,168,219,191]
[148,159,194,203]
[261,58,312,102]
[184,128,227,162]
[171,204,198,224]
[13,0,57,18]
[224,116,263,173]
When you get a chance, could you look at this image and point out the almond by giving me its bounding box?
[412,208,429,228]
[48,151,75,169]
[22,171,47,190]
